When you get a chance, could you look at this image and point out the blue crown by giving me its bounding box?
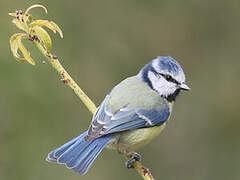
[155,56,184,76]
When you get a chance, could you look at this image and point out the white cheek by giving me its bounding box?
[148,71,177,97]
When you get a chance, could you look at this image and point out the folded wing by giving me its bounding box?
[85,95,170,141]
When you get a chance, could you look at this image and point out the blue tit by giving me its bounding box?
[47,56,190,175]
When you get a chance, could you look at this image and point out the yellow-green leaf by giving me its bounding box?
[10,33,26,63]
[12,19,28,32]
[31,26,52,51]
[29,20,63,38]
[29,20,56,32]
[16,35,35,65]
[49,21,63,38]
[10,33,35,65]
[25,4,48,15]
[8,12,17,17]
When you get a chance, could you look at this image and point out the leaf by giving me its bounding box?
[25,4,48,15]
[17,36,36,65]
[8,12,17,17]
[29,20,63,38]
[49,21,63,38]
[29,20,56,32]
[9,33,36,65]
[10,33,26,63]
[31,26,52,51]
[12,19,28,32]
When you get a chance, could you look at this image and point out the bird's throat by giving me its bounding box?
[163,89,181,102]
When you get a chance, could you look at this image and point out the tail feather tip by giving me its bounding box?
[46,131,114,175]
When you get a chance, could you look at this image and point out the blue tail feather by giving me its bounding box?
[82,143,109,173]
[57,140,89,164]
[66,143,96,168]
[73,138,111,174]
[47,133,85,161]
[46,131,114,175]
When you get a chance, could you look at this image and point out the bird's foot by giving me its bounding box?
[125,152,142,169]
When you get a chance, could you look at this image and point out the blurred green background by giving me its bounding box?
[1,0,240,180]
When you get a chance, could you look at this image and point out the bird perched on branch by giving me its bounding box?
[47,56,190,175]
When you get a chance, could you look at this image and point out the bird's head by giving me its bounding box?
[138,56,190,102]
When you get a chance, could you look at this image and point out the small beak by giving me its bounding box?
[179,82,191,91]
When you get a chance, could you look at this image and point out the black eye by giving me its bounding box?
[165,75,172,81]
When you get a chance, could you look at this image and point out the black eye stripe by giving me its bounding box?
[159,73,180,85]
[149,69,180,85]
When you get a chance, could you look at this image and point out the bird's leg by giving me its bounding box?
[125,152,142,169]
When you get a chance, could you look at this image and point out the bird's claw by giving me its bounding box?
[125,152,142,169]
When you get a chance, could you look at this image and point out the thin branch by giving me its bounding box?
[125,155,154,180]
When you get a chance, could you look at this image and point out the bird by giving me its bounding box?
[46,56,190,175]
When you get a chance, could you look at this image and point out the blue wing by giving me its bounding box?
[103,106,170,134]
[85,95,170,141]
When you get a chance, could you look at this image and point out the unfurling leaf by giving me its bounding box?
[31,26,52,51]
[29,20,63,38]
[10,33,36,65]
[25,4,48,15]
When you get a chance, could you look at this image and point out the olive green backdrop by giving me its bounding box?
[1,0,240,180]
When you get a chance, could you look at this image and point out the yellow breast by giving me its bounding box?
[107,123,167,153]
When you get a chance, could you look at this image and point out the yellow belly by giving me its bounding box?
[107,123,166,153]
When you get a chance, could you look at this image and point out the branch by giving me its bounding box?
[124,154,154,180]
[9,4,154,180]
